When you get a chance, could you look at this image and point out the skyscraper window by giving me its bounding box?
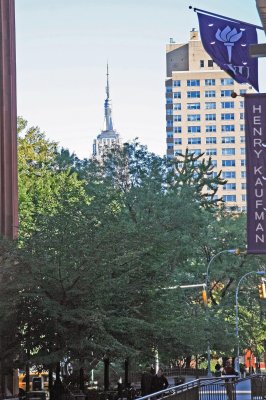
[222,136,235,144]
[187,91,200,98]
[221,78,234,85]
[187,102,200,109]
[221,90,233,97]
[205,79,215,85]
[206,125,216,132]
[206,114,216,121]
[188,126,201,133]
[222,171,236,179]
[223,183,236,190]
[222,125,235,132]
[222,148,236,155]
[187,114,200,121]
[221,113,234,120]
[205,90,216,97]
[206,137,217,144]
[221,102,234,108]
[223,195,236,202]
[222,160,236,166]
[188,137,201,144]
[173,80,181,87]
[205,102,216,109]
[187,79,200,86]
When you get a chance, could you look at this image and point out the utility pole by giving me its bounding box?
[0,0,18,239]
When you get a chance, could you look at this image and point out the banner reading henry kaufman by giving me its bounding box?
[245,94,266,254]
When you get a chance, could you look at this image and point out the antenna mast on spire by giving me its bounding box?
[106,62,110,99]
[104,63,113,131]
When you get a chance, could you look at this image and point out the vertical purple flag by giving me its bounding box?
[197,12,259,91]
[245,94,266,254]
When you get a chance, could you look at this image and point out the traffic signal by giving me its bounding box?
[202,289,208,305]
[258,282,266,299]
[234,248,247,255]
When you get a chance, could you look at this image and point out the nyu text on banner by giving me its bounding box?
[245,94,266,254]
[197,12,259,91]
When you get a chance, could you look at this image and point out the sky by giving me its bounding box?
[15,0,266,159]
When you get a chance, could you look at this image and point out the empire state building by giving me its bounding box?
[92,65,120,158]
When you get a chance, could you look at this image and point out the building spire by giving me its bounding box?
[92,64,120,158]
[104,62,113,131]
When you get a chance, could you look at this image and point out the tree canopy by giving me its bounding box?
[0,118,265,377]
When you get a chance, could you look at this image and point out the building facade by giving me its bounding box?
[92,65,120,158]
[166,30,255,211]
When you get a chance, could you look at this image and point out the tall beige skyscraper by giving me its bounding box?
[93,64,120,159]
[166,30,255,211]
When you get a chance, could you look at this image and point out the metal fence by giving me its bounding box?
[199,377,237,400]
[64,374,266,400]
[18,374,266,400]
[136,375,249,400]
[164,367,207,377]
[251,375,266,399]
[129,368,207,384]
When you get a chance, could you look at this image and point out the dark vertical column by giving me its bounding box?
[55,362,60,382]
[124,358,129,387]
[48,368,53,397]
[25,363,30,393]
[104,358,109,392]
[79,367,84,392]
[0,0,18,239]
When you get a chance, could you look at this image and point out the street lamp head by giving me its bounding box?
[227,248,245,255]
[225,248,248,255]
[227,249,238,254]
[180,283,206,289]
[256,271,266,275]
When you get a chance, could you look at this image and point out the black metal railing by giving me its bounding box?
[136,375,251,400]
[41,373,266,400]
[199,376,237,400]
[129,367,207,384]
[164,367,207,377]
[251,374,266,399]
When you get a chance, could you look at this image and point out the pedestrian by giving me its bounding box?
[214,362,221,377]
[239,363,246,377]
[141,366,155,396]
[116,380,123,400]
[151,368,168,395]
[222,360,237,400]
[18,388,25,400]
[223,359,237,376]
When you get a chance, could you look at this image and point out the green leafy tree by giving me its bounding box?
[3,123,264,376]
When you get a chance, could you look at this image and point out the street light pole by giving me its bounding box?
[235,270,265,373]
[205,249,238,290]
[205,249,238,377]
[180,248,241,377]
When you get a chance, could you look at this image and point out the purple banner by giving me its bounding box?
[197,12,259,91]
[245,94,266,254]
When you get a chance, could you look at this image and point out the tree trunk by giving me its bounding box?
[25,363,30,393]
[104,358,109,391]
[185,356,191,368]
[79,367,84,392]
[124,358,129,387]
[48,367,53,398]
